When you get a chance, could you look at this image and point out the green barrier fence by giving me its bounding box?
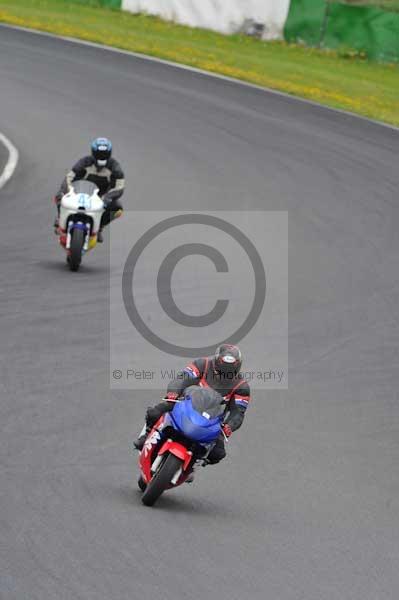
[284,0,399,61]
[98,0,121,7]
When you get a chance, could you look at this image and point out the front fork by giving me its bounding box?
[66,221,91,252]
[66,221,73,250]
[156,438,194,485]
[150,447,194,485]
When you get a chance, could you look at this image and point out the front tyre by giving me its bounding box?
[69,228,85,272]
[141,453,183,507]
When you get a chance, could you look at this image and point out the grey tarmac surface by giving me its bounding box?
[1,24,399,600]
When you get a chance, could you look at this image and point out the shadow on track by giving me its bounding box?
[37,260,109,275]
[114,484,247,519]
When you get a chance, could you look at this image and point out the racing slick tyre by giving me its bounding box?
[141,453,183,507]
[69,228,85,272]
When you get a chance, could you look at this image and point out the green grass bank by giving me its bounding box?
[0,0,398,126]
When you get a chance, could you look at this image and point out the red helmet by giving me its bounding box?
[214,344,242,378]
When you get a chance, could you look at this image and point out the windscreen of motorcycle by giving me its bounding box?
[185,386,225,419]
[72,181,99,196]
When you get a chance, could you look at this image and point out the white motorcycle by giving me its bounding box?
[56,181,105,271]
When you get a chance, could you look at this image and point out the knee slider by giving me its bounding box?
[112,208,123,221]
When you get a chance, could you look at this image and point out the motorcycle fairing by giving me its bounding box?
[170,397,222,444]
[139,416,167,483]
[158,439,193,471]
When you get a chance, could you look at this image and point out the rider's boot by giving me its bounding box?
[134,423,150,451]
[97,206,123,244]
[97,210,108,244]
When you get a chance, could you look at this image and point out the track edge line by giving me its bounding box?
[0,131,19,190]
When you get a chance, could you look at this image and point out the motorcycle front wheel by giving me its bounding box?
[141,453,183,507]
[68,228,85,272]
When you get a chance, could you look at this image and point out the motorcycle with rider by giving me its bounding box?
[53,138,124,269]
[135,344,251,505]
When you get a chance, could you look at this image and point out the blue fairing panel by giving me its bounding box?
[170,398,221,444]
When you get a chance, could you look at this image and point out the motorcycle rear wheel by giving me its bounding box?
[141,453,183,507]
[68,228,85,272]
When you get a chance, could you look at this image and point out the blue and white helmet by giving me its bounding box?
[91,137,112,168]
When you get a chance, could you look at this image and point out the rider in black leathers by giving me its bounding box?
[134,344,251,465]
[54,137,124,242]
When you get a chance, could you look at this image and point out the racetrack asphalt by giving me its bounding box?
[1,24,399,600]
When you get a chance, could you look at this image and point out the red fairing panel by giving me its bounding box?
[139,416,165,483]
[158,440,192,471]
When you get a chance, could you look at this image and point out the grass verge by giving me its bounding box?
[0,0,398,126]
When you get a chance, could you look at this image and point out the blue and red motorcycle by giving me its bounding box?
[138,386,225,506]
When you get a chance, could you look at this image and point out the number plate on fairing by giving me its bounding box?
[78,193,92,210]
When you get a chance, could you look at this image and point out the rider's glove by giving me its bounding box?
[222,423,232,438]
